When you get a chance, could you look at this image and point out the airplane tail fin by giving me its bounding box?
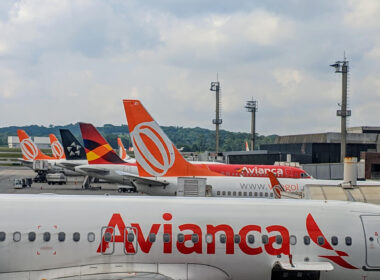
[17,130,55,161]
[59,129,87,160]
[79,123,125,165]
[117,137,129,160]
[49,134,66,159]
[245,141,250,151]
[122,99,221,177]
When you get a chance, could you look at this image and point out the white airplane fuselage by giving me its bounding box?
[0,195,379,279]
[75,164,380,198]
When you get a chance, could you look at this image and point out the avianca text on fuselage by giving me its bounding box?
[97,212,356,270]
[238,167,284,177]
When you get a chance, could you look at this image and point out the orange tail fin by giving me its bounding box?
[117,137,128,160]
[49,134,66,159]
[123,99,221,177]
[268,171,285,199]
[17,130,55,161]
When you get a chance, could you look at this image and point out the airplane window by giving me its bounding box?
[104,232,112,242]
[234,234,241,244]
[220,234,226,244]
[249,192,252,196]
[13,232,21,242]
[43,232,51,242]
[192,234,199,243]
[243,192,247,196]
[222,191,226,196]
[304,236,310,245]
[260,192,263,197]
[127,232,134,242]
[276,235,283,244]
[317,236,324,245]
[262,235,268,244]
[73,232,80,242]
[345,237,352,246]
[228,191,231,196]
[217,191,220,196]
[265,193,269,197]
[177,233,184,243]
[87,232,95,242]
[238,192,242,196]
[233,191,236,196]
[0,232,5,242]
[149,233,156,243]
[163,233,170,243]
[58,232,66,242]
[270,193,274,198]
[247,234,255,244]
[290,235,297,245]
[254,192,258,197]
[331,236,338,246]
[205,234,213,244]
[28,232,36,242]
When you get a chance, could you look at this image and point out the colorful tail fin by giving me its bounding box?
[59,129,87,160]
[79,123,125,165]
[122,99,221,177]
[17,130,55,161]
[245,141,250,151]
[49,134,66,159]
[117,137,128,160]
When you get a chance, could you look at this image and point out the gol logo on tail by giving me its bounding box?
[20,138,39,160]
[130,121,175,176]
[51,141,64,159]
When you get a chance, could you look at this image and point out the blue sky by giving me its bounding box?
[0,0,379,135]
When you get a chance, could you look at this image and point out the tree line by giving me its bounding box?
[0,123,277,152]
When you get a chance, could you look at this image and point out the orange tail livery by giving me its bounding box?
[49,134,66,160]
[123,99,221,177]
[17,130,55,161]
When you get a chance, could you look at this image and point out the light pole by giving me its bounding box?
[210,81,222,154]
[245,99,258,150]
[330,57,351,162]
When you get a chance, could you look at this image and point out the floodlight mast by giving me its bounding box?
[245,99,258,150]
[210,81,222,154]
[330,56,351,162]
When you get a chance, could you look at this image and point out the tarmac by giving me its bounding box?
[0,165,142,196]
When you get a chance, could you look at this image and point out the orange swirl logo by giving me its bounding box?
[51,141,64,159]
[20,138,39,160]
[130,121,175,176]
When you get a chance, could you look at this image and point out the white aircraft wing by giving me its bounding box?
[275,261,334,271]
[56,272,172,279]
[78,166,111,176]
[57,161,83,169]
[115,170,169,187]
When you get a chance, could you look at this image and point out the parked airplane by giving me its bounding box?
[117,137,136,164]
[0,194,379,279]
[49,134,66,160]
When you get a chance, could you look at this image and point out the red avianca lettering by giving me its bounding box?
[97,212,356,270]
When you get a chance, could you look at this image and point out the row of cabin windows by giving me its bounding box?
[0,231,353,246]
[216,191,274,198]
[0,232,95,243]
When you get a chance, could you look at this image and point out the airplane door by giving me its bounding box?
[124,227,137,255]
[361,215,380,268]
[100,226,115,255]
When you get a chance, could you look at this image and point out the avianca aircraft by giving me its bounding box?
[49,134,66,160]
[0,194,380,279]
[118,137,136,164]
[119,99,379,197]
[123,100,309,179]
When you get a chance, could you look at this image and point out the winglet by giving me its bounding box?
[117,137,128,160]
[268,171,285,199]
[79,123,126,165]
[49,134,66,159]
[122,99,222,177]
[17,130,55,161]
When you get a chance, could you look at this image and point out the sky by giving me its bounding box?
[0,0,380,135]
